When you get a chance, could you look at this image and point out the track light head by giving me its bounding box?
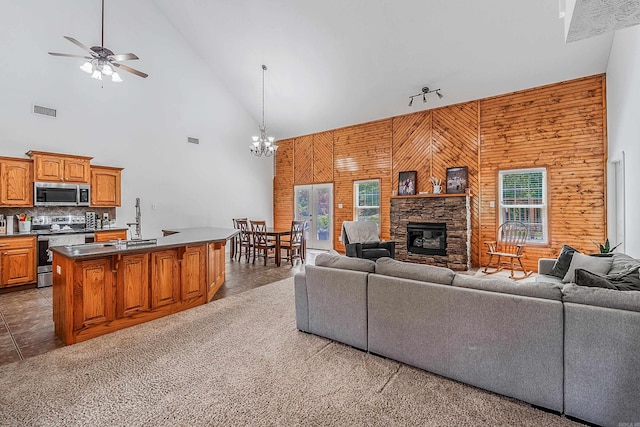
[407,86,444,107]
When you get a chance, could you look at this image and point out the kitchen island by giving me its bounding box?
[51,227,238,345]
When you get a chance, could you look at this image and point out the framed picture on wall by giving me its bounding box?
[398,171,417,195]
[446,166,468,194]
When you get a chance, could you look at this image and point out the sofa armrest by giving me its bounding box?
[294,272,309,332]
[538,258,556,275]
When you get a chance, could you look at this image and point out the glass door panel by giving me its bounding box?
[294,184,333,250]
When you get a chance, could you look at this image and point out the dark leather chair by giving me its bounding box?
[342,221,395,261]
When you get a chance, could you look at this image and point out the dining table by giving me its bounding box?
[229,225,306,266]
[266,227,296,267]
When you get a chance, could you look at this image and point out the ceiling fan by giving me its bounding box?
[48,0,148,82]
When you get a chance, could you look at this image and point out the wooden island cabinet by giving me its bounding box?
[51,228,236,344]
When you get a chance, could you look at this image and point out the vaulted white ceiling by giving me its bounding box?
[153,1,614,139]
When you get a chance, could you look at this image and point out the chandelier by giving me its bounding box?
[250,65,278,157]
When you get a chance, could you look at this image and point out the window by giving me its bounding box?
[499,168,547,243]
[354,180,380,225]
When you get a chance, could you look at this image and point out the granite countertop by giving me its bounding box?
[0,227,129,239]
[50,227,238,260]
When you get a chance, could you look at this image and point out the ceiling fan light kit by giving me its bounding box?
[48,0,148,83]
[408,86,443,107]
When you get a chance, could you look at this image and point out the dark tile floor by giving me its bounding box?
[0,250,320,367]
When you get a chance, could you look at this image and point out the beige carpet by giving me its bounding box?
[0,278,580,426]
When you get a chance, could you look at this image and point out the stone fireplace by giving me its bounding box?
[391,194,471,270]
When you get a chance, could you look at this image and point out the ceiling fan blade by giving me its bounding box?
[63,36,95,56]
[108,53,139,61]
[113,63,148,78]
[48,52,93,59]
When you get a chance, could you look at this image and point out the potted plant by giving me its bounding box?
[591,238,622,256]
[316,214,330,241]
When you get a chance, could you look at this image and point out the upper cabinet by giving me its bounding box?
[91,165,122,207]
[26,151,92,184]
[0,157,33,207]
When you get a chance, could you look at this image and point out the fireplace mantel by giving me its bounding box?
[391,193,472,199]
[390,195,471,270]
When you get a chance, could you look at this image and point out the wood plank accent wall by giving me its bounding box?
[432,102,480,266]
[313,131,334,183]
[479,74,607,271]
[273,138,294,230]
[273,74,607,270]
[392,110,432,194]
[333,120,393,252]
[294,135,313,185]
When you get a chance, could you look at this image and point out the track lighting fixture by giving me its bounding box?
[408,87,443,107]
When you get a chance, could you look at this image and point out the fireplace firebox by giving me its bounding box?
[407,222,447,256]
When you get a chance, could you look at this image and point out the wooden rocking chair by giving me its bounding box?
[483,221,533,280]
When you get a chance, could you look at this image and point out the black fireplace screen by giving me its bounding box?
[407,222,447,256]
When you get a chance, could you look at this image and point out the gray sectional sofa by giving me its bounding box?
[294,253,640,427]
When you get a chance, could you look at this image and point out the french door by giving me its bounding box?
[294,184,333,250]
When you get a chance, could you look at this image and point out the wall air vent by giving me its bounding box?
[187,137,200,145]
[33,104,57,118]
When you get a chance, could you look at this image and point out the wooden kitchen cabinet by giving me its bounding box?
[151,249,180,309]
[26,151,92,183]
[72,258,115,331]
[180,245,206,302]
[91,165,122,207]
[0,157,33,207]
[94,230,127,242]
[116,253,150,318]
[0,236,37,287]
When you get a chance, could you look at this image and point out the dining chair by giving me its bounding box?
[232,218,247,260]
[280,220,305,266]
[235,219,252,262]
[250,220,276,266]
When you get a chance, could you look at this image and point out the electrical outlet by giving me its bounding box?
[338,203,343,209]
[56,265,61,274]
[489,201,495,208]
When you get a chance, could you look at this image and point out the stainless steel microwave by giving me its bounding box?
[34,182,90,207]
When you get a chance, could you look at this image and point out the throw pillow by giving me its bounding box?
[574,269,617,290]
[608,253,640,276]
[563,252,613,283]
[549,245,579,278]
[575,267,640,291]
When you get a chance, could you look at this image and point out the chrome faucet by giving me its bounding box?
[126,197,142,239]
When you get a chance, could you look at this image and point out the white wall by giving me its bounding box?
[606,24,640,257]
[0,0,273,238]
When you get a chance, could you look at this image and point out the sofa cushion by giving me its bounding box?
[575,267,640,292]
[375,257,455,286]
[314,253,375,273]
[452,274,563,301]
[562,283,640,313]
[608,253,640,276]
[549,244,579,278]
[535,274,564,287]
[563,252,612,283]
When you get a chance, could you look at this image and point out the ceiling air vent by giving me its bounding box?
[187,137,199,145]
[33,104,57,118]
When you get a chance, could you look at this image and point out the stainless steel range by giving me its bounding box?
[32,215,95,288]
